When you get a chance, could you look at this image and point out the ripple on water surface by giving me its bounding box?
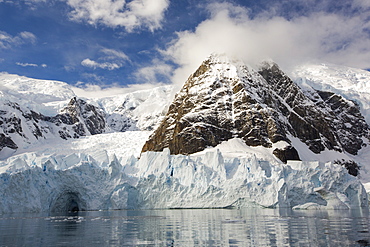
[0,208,369,246]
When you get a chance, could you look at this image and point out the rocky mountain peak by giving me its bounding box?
[142,55,369,164]
[142,55,297,161]
[60,97,106,135]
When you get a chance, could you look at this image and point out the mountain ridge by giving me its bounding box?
[1,56,370,168]
[0,77,171,159]
[1,56,370,213]
[142,54,370,166]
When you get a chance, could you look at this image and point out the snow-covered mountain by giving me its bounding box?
[0,72,171,159]
[98,86,172,131]
[0,54,370,213]
[292,63,370,124]
[142,55,369,171]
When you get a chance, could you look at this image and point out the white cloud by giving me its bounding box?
[354,0,370,8]
[66,0,169,32]
[81,47,130,70]
[22,0,47,2]
[81,58,120,70]
[134,58,172,83]
[0,31,36,49]
[100,48,130,61]
[163,2,370,87]
[16,62,38,67]
[16,62,47,67]
[19,31,37,43]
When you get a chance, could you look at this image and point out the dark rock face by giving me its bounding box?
[258,62,369,155]
[273,146,300,164]
[142,56,294,159]
[0,102,26,139]
[314,91,367,155]
[142,55,369,163]
[0,133,18,150]
[334,159,360,176]
[51,97,106,138]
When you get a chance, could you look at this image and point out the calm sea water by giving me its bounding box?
[0,208,369,246]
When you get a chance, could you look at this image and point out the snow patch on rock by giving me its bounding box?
[291,63,370,124]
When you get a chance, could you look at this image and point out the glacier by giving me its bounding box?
[0,133,367,213]
[1,58,370,214]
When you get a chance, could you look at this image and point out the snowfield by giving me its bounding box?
[1,59,370,213]
[0,72,76,116]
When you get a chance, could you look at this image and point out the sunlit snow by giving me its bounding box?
[0,60,370,213]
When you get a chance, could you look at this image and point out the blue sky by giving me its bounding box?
[1,0,370,90]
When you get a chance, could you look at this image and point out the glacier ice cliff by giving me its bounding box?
[0,139,367,213]
[1,56,370,214]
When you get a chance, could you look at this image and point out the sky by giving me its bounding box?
[0,0,370,92]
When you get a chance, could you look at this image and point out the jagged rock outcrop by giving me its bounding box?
[142,55,294,160]
[142,54,370,163]
[258,61,369,155]
[0,133,18,150]
[50,97,106,138]
[334,159,360,177]
[0,97,107,153]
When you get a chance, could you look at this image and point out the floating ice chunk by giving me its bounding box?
[314,187,349,210]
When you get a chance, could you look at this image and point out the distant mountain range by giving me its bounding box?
[0,73,172,159]
[1,54,370,174]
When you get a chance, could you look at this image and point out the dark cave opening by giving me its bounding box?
[68,199,80,212]
[50,191,86,213]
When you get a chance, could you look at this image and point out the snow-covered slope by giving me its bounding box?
[0,72,75,116]
[0,73,171,159]
[291,63,370,124]
[0,96,110,158]
[142,54,369,171]
[93,86,172,131]
[1,56,370,213]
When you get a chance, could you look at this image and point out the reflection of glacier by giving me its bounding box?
[149,208,370,246]
[0,136,367,213]
[1,209,369,246]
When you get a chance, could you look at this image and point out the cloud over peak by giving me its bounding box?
[163,2,370,86]
[134,58,172,84]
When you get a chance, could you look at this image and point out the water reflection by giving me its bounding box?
[0,208,369,246]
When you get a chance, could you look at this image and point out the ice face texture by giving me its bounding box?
[0,139,368,213]
[1,54,370,213]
